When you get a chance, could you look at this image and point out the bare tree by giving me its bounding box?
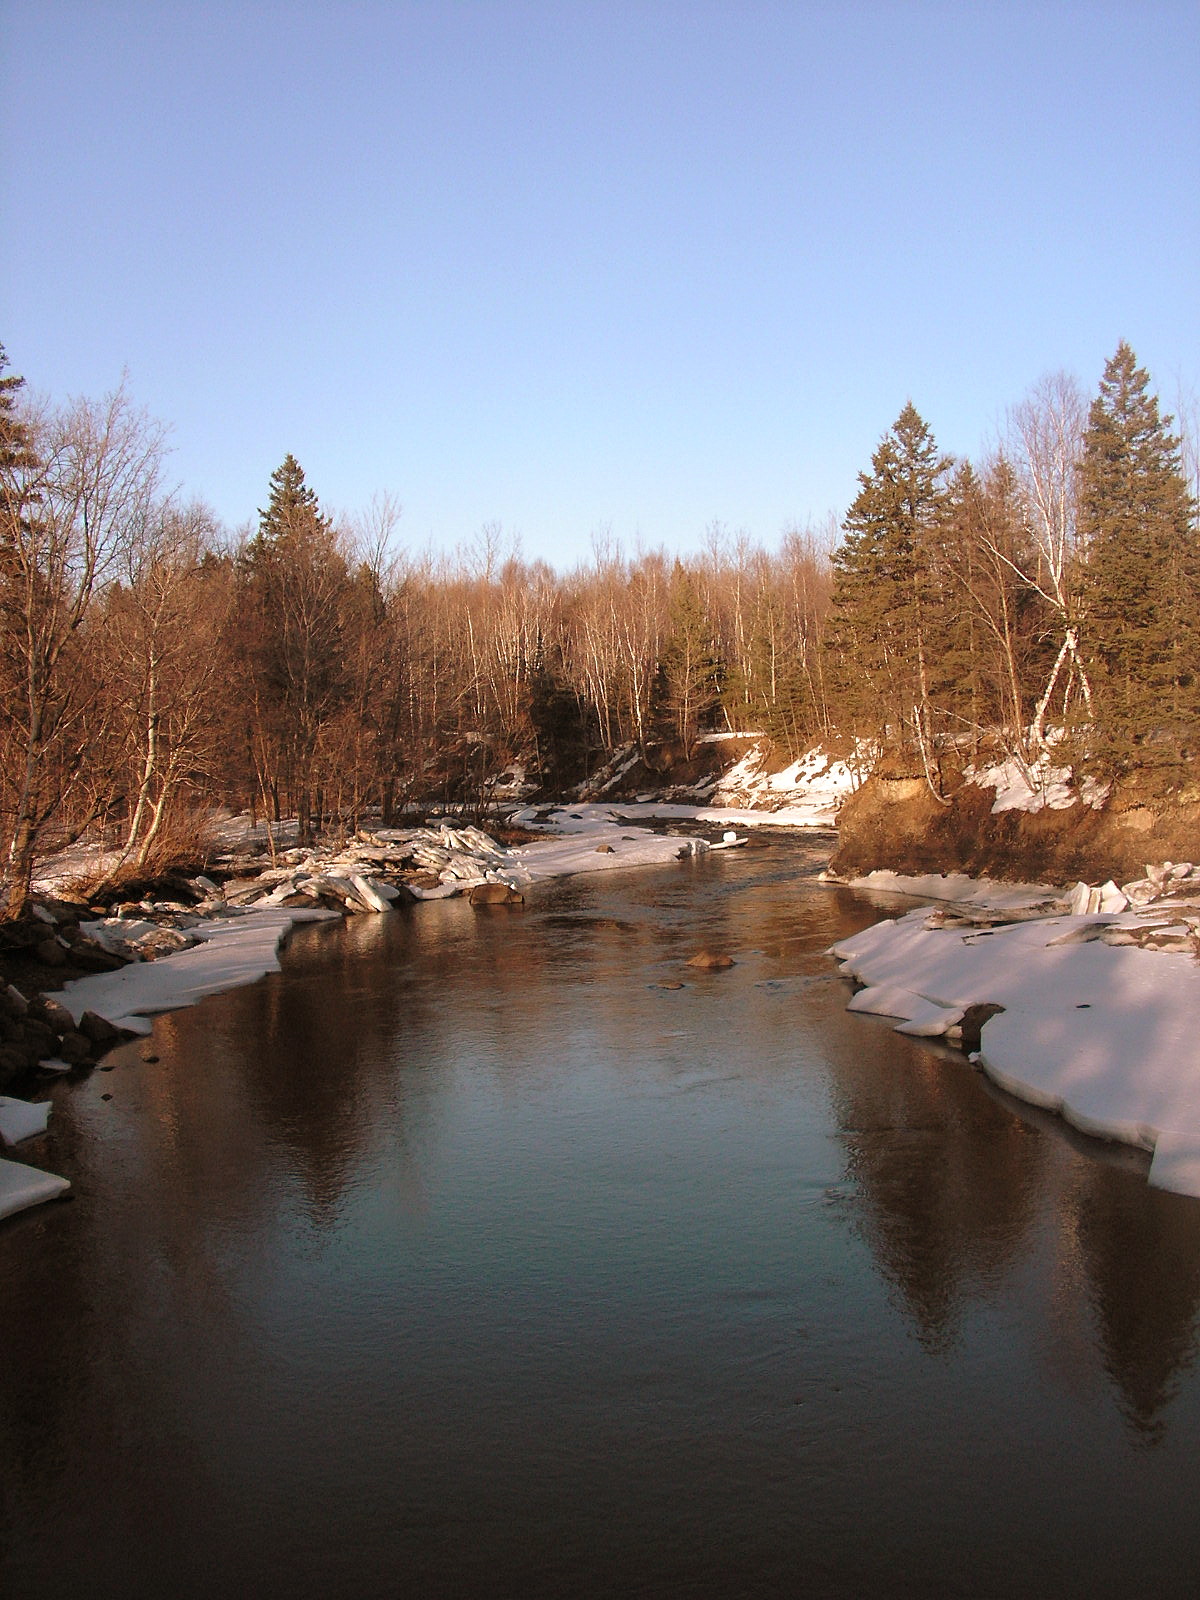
[1004,371,1093,748]
[0,379,165,915]
[105,499,231,873]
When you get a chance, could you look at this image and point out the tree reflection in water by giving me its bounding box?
[5,842,1200,1600]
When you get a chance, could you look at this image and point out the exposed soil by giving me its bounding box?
[831,758,1200,885]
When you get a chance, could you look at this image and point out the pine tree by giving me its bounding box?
[1079,342,1199,767]
[826,403,952,755]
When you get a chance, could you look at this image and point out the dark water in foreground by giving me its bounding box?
[4,838,1200,1599]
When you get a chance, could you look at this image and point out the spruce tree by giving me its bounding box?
[655,562,720,757]
[1079,342,1199,768]
[0,344,39,541]
[239,456,350,841]
[826,403,952,753]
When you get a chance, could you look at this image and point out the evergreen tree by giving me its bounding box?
[826,403,952,754]
[238,456,351,841]
[1079,342,1199,767]
[0,345,36,473]
[655,561,720,757]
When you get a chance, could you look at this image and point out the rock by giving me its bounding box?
[960,1002,1006,1054]
[468,882,524,906]
[654,981,685,990]
[595,844,615,853]
[64,935,127,972]
[687,951,735,970]
[0,1045,28,1091]
[78,1010,125,1048]
[16,1018,58,1066]
[34,938,68,967]
[30,997,75,1035]
[57,1032,93,1066]
[3,984,29,1018]
[129,927,198,960]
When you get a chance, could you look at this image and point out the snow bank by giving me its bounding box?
[709,742,858,822]
[512,792,843,840]
[841,869,1053,909]
[831,904,1200,1196]
[47,906,339,1034]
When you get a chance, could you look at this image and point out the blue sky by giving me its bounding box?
[2,1,1197,566]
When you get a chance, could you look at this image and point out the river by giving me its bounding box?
[3,836,1200,1598]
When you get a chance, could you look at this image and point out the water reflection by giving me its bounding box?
[826,1024,1048,1353]
[5,841,1200,1599]
[1074,1167,1200,1436]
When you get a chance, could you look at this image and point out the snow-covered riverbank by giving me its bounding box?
[831,866,1200,1197]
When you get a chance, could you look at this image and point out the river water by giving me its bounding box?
[4,837,1200,1599]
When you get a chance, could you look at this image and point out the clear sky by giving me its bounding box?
[2,0,1197,566]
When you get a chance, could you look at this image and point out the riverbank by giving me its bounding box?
[828,865,1200,1196]
[832,751,1200,884]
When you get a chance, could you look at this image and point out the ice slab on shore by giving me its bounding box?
[0,1157,70,1221]
[47,907,340,1033]
[0,1096,53,1146]
[511,797,843,838]
[832,906,1200,1194]
[846,870,1052,908]
[512,821,705,879]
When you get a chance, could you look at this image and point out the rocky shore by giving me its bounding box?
[0,821,536,1097]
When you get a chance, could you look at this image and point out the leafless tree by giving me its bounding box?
[0,381,166,915]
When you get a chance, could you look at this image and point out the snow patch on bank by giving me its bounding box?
[47,906,339,1034]
[965,750,1111,815]
[831,899,1200,1197]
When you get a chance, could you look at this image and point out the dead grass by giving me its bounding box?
[65,803,219,901]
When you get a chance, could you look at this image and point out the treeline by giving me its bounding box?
[1,339,1196,916]
[827,345,1199,792]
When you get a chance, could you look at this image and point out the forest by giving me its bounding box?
[0,339,1196,918]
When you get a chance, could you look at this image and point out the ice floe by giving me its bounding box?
[0,1095,53,1145]
[0,1157,70,1221]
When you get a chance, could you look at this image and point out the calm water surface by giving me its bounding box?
[4,838,1200,1599]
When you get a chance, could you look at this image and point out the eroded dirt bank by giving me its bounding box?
[831,761,1200,884]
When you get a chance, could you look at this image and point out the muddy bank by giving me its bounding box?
[831,763,1200,885]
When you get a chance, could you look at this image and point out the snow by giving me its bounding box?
[47,906,339,1035]
[0,1095,53,1145]
[511,793,842,839]
[510,819,706,880]
[0,1157,70,1221]
[965,750,1111,816]
[841,869,1052,909]
[831,898,1200,1196]
[708,742,859,821]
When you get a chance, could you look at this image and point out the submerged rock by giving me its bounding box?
[469,882,524,906]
